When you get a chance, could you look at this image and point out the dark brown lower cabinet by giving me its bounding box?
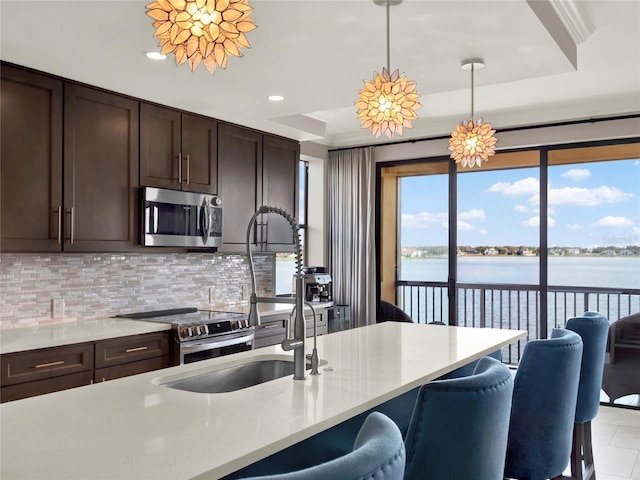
[94,332,171,382]
[253,308,328,350]
[94,357,170,383]
[0,331,171,403]
[0,343,94,403]
[1,371,94,403]
[254,319,287,349]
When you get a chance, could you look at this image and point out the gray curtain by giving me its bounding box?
[328,147,376,327]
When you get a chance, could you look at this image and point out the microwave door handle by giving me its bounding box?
[201,200,211,245]
[207,206,213,242]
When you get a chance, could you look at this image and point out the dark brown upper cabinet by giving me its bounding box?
[217,123,299,252]
[63,84,139,252]
[217,123,263,250]
[2,65,139,253]
[1,65,63,252]
[139,103,218,195]
[261,135,300,251]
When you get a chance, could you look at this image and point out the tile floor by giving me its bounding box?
[583,403,640,479]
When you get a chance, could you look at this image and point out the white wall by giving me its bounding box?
[301,142,329,268]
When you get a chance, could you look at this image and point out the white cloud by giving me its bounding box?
[478,229,488,235]
[523,216,556,227]
[567,224,583,231]
[592,216,634,227]
[548,186,634,206]
[561,169,591,181]
[487,177,539,196]
[459,209,485,221]
[514,205,529,213]
[457,221,475,231]
[401,211,448,229]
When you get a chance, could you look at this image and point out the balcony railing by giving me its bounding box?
[396,281,640,364]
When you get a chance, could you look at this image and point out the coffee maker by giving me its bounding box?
[302,266,332,303]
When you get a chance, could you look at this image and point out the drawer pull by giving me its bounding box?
[35,360,65,369]
[125,346,148,353]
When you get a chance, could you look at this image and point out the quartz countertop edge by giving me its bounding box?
[0,323,527,480]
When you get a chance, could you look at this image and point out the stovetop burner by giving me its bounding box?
[115,307,251,342]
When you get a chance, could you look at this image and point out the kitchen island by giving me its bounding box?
[0,322,526,479]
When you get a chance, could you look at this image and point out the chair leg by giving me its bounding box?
[570,422,596,480]
[570,423,584,480]
[582,421,596,480]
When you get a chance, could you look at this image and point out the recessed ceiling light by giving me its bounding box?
[268,95,285,102]
[145,51,167,61]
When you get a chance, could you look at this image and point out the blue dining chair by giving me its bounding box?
[504,328,583,480]
[240,411,405,480]
[403,356,514,480]
[565,312,610,480]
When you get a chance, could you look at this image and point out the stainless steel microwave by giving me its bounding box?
[141,187,222,248]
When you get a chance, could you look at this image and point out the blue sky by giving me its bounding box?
[400,158,640,248]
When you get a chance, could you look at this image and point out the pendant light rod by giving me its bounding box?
[374,0,402,71]
[461,58,485,120]
[386,0,390,71]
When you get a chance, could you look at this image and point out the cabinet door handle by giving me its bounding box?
[125,346,148,353]
[262,324,279,330]
[56,206,62,244]
[35,360,65,369]
[178,153,182,184]
[186,154,190,184]
[66,207,75,244]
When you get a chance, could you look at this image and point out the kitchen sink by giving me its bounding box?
[158,358,324,394]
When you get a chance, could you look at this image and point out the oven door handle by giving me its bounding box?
[180,333,255,353]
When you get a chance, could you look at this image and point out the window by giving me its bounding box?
[275,160,308,296]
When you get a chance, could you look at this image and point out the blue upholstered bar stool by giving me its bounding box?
[565,312,610,480]
[504,329,583,480]
[403,356,514,480]
[240,411,405,480]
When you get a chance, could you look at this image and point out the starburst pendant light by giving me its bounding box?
[448,59,498,169]
[355,0,422,139]
[146,0,257,75]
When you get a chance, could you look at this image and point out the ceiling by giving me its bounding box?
[1,0,639,149]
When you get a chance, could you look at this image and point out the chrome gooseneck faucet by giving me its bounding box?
[246,206,319,380]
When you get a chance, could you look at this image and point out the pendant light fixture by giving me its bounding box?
[355,0,422,139]
[448,58,498,169]
[146,0,257,75]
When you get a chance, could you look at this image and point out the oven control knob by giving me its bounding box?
[196,325,205,336]
[180,327,190,339]
[230,320,237,330]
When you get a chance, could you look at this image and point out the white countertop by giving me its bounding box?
[0,323,526,480]
[0,303,332,355]
[0,318,172,354]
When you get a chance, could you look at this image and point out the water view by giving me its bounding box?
[400,255,640,289]
[276,255,640,294]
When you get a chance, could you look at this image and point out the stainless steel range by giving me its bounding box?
[116,308,254,365]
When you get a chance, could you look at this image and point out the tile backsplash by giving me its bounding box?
[0,253,274,329]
